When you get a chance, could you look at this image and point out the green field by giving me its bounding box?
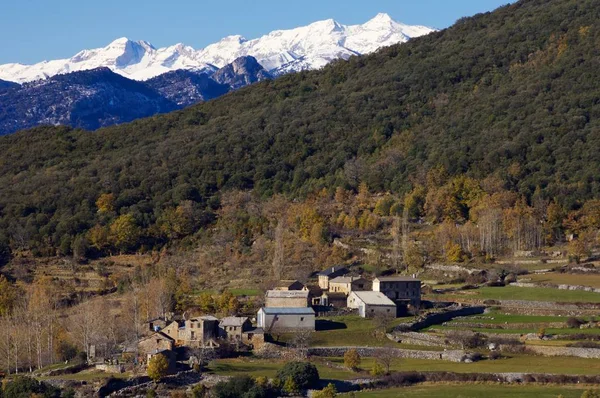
[353,385,591,398]
[273,316,428,348]
[429,325,600,336]
[208,358,356,380]
[210,353,600,378]
[429,286,600,303]
[449,313,568,324]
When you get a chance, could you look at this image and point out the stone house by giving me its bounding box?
[138,332,174,356]
[257,307,315,332]
[317,266,349,290]
[265,290,310,308]
[347,291,397,318]
[162,316,220,348]
[220,317,252,342]
[373,276,421,308]
[328,276,369,294]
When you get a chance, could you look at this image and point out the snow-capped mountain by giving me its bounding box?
[0,13,434,83]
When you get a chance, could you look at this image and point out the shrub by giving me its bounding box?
[3,376,60,398]
[344,348,361,371]
[313,383,337,398]
[371,363,385,377]
[213,376,258,398]
[567,317,585,329]
[275,362,320,390]
[147,353,170,382]
[191,385,208,398]
[283,377,299,395]
[55,340,79,362]
[489,351,501,360]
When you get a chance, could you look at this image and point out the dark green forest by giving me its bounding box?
[0,0,598,255]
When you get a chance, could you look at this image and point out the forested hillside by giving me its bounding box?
[0,0,598,256]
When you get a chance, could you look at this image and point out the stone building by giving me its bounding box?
[220,317,252,342]
[347,291,397,318]
[265,290,310,308]
[257,307,315,332]
[162,316,220,348]
[373,276,421,308]
[317,266,349,290]
[328,276,368,294]
[137,332,174,356]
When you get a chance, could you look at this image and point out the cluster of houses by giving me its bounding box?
[137,266,421,368]
[256,266,421,332]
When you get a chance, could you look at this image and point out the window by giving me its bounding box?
[386,309,390,313]
[300,317,305,321]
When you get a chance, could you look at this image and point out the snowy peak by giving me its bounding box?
[0,14,435,83]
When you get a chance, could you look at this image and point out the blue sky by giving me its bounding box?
[1,0,515,65]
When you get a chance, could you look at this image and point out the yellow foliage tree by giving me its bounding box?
[343,348,361,371]
[109,214,140,252]
[147,353,170,382]
[95,193,115,213]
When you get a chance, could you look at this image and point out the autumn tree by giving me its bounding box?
[109,214,140,253]
[148,353,170,382]
[343,348,361,371]
[96,193,115,214]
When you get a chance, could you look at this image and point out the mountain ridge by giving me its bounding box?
[0,55,271,135]
[0,14,435,83]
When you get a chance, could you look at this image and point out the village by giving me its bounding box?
[136,266,422,374]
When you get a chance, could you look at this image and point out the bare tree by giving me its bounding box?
[401,206,410,273]
[272,218,285,281]
[391,216,401,273]
[374,348,396,374]
[290,330,313,359]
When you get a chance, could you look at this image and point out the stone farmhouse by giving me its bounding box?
[347,291,397,318]
[328,276,369,294]
[265,290,310,308]
[373,276,421,308]
[317,266,349,289]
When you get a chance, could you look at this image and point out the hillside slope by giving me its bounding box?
[0,0,598,253]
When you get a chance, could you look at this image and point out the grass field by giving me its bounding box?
[353,384,591,397]
[208,358,356,380]
[429,325,600,336]
[272,316,430,348]
[449,313,568,324]
[527,273,600,288]
[429,286,600,303]
[210,353,600,378]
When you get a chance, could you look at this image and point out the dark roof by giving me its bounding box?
[318,265,349,277]
[260,307,315,315]
[140,331,174,343]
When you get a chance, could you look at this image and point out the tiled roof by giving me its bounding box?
[220,317,249,327]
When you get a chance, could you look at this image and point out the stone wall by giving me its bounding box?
[394,305,486,332]
[393,332,447,347]
[308,346,467,362]
[510,281,600,293]
[527,345,600,359]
